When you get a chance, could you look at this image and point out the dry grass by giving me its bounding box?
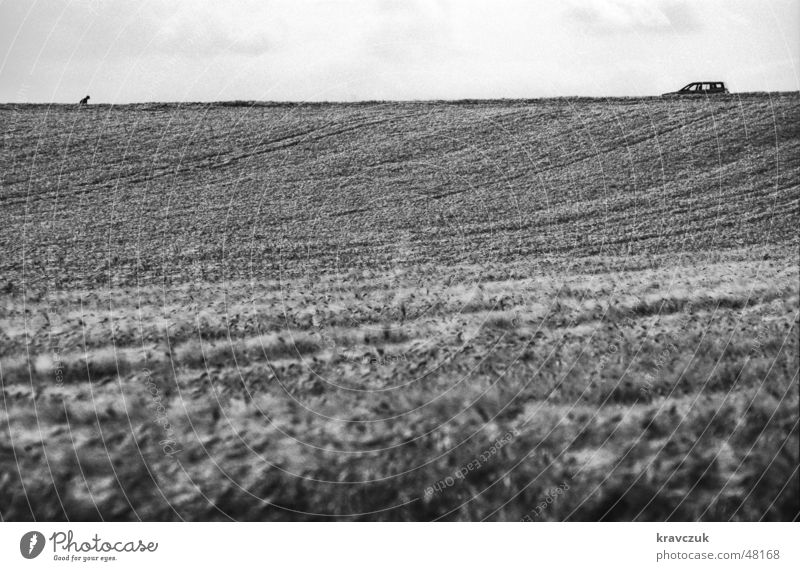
[0,95,798,521]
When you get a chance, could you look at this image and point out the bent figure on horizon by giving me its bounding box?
[79,95,90,105]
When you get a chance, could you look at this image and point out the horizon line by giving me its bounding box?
[2,90,799,107]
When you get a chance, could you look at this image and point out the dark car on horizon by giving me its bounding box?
[662,81,729,96]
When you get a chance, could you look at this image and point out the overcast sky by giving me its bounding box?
[1,0,798,102]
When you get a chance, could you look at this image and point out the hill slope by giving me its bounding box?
[1,94,798,286]
[0,96,798,521]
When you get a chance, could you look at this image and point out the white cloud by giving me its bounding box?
[565,0,698,33]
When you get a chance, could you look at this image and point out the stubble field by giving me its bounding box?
[1,94,798,520]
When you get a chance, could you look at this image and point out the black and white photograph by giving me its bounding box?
[0,0,798,567]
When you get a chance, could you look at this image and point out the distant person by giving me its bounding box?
[79,95,90,105]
